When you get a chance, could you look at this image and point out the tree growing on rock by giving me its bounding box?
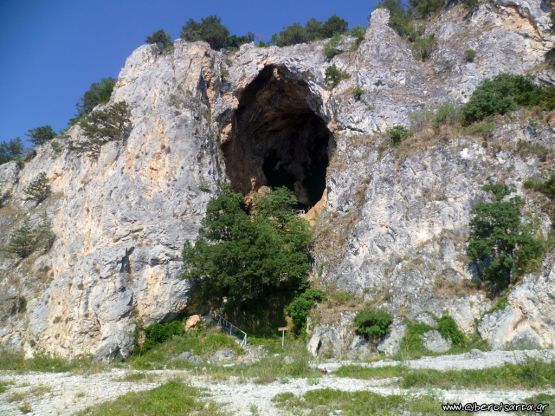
[27,125,56,146]
[6,215,55,259]
[146,29,173,50]
[24,172,51,204]
[72,101,131,159]
[0,138,24,165]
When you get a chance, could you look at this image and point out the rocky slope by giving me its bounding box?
[0,0,553,359]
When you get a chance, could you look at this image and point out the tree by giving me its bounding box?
[467,183,545,293]
[24,172,51,204]
[182,186,312,324]
[146,29,173,50]
[409,0,446,18]
[72,101,131,158]
[321,15,348,38]
[27,125,56,146]
[285,289,324,335]
[6,215,54,259]
[271,23,309,46]
[76,77,116,118]
[0,138,23,165]
[180,15,230,50]
[353,309,393,341]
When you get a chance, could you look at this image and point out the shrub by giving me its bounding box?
[0,138,24,165]
[464,48,476,63]
[467,183,545,292]
[145,29,173,50]
[352,86,363,101]
[436,315,465,346]
[409,0,447,18]
[350,25,366,48]
[324,64,350,88]
[353,309,393,340]
[72,101,131,158]
[181,15,228,50]
[24,172,51,204]
[524,171,555,201]
[182,186,312,324]
[411,34,436,61]
[75,77,115,118]
[271,15,349,47]
[140,321,184,352]
[323,33,342,60]
[460,74,552,125]
[7,216,55,259]
[285,289,325,335]
[432,103,460,128]
[27,125,55,146]
[388,125,409,144]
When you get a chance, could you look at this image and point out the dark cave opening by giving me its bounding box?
[223,65,333,210]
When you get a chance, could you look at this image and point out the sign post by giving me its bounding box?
[278,327,288,349]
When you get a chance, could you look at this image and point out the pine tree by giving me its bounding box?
[24,172,51,204]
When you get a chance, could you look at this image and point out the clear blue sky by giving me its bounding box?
[0,0,378,145]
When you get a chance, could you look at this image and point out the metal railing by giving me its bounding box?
[212,313,248,347]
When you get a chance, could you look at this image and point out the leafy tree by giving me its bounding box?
[24,172,51,204]
[285,289,324,335]
[27,125,55,146]
[271,23,309,46]
[353,309,393,341]
[321,15,349,38]
[0,138,24,165]
[145,29,173,50]
[225,32,255,49]
[76,78,116,118]
[467,183,545,293]
[182,186,312,322]
[388,125,409,144]
[72,101,131,158]
[180,15,230,50]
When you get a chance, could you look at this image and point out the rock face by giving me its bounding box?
[0,0,553,358]
[421,330,452,353]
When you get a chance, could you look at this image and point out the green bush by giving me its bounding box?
[411,34,435,61]
[72,101,131,158]
[432,103,460,128]
[350,25,366,48]
[409,0,446,18]
[24,172,51,204]
[27,125,55,146]
[182,186,312,325]
[352,86,363,101]
[180,15,229,50]
[145,29,173,50]
[0,138,23,165]
[461,74,554,125]
[353,309,393,340]
[285,289,325,335]
[324,64,350,88]
[388,125,409,144]
[140,321,184,353]
[75,78,115,118]
[467,183,545,292]
[464,48,476,63]
[524,171,555,201]
[323,33,342,60]
[436,315,465,347]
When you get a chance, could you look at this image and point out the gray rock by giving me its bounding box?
[209,348,237,363]
[175,350,202,364]
[421,330,452,353]
[377,319,407,356]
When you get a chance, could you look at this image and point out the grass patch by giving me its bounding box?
[18,402,32,414]
[128,326,243,370]
[273,388,463,415]
[0,381,13,394]
[335,358,555,390]
[115,371,155,383]
[78,380,225,416]
[6,391,26,402]
[523,394,554,416]
[396,321,432,359]
[0,349,98,373]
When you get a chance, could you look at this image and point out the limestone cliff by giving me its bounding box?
[0,0,553,359]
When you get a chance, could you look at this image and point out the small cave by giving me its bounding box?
[223,65,334,211]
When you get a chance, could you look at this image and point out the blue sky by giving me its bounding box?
[0,0,379,145]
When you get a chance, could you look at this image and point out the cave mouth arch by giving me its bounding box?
[223,65,334,210]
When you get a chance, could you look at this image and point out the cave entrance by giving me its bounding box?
[223,65,333,210]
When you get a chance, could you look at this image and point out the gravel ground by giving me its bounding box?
[0,349,553,416]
